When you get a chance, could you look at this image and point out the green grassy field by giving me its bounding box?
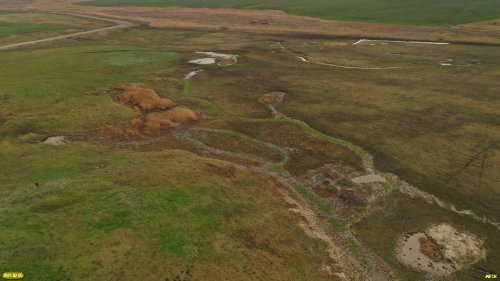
[1,19,499,280]
[0,22,67,38]
[0,43,340,280]
[0,12,113,45]
[0,11,22,15]
[0,45,180,135]
[1,140,338,280]
[80,0,500,25]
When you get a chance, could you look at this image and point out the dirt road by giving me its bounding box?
[4,0,500,45]
[0,13,135,51]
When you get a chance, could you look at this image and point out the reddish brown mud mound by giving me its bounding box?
[312,184,334,198]
[325,170,339,180]
[115,83,173,111]
[419,235,445,263]
[217,57,237,66]
[261,92,285,104]
[145,107,198,130]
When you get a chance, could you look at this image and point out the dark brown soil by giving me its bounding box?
[325,170,339,181]
[312,184,334,198]
[261,92,284,104]
[419,235,445,263]
[217,57,236,66]
[338,189,365,207]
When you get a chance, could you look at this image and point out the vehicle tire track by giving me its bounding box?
[0,13,135,51]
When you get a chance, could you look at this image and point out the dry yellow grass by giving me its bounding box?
[115,83,173,111]
[5,0,500,45]
[145,107,198,129]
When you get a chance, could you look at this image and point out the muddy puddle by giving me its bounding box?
[189,51,238,66]
[189,58,216,65]
[43,136,67,145]
[42,135,85,145]
[351,174,386,184]
[184,70,203,79]
[396,223,485,276]
[397,232,456,275]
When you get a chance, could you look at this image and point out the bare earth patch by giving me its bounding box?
[189,51,238,66]
[351,174,386,184]
[426,223,486,267]
[419,236,445,263]
[43,136,67,145]
[261,92,285,104]
[396,223,486,276]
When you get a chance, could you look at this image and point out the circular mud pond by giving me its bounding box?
[396,223,485,276]
[189,58,216,65]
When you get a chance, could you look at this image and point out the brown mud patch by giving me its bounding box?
[115,83,173,111]
[325,170,340,181]
[338,189,365,208]
[216,120,364,176]
[396,223,486,276]
[217,57,236,66]
[312,184,334,198]
[260,92,285,104]
[419,235,445,263]
[189,129,284,164]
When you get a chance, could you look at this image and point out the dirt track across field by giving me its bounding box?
[0,13,135,50]
[3,0,500,46]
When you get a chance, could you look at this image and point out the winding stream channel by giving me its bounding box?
[26,14,497,279]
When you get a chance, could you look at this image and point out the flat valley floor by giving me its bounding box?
[0,1,499,280]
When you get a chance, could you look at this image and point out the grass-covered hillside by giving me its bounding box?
[80,0,500,25]
[0,43,339,281]
[1,12,498,280]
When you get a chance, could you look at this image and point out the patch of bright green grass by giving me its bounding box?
[157,187,221,260]
[182,80,190,96]
[0,22,68,38]
[347,238,370,267]
[81,0,500,25]
[295,186,346,231]
[328,216,346,231]
[271,164,284,175]
[94,210,132,232]
[0,138,335,280]
[296,186,331,213]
